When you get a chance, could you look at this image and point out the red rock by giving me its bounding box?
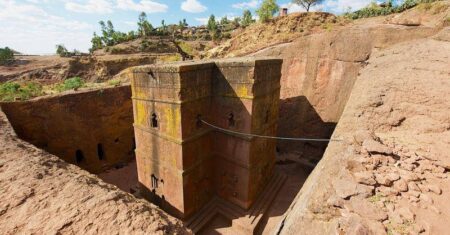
[393,179,408,192]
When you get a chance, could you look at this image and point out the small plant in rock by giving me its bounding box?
[56,77,85,92]
[0,82,43,102]
[107,79,122,87]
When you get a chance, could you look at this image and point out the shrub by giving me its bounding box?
[0,47,14,65]
[56,77,85,92]
[0,82,43,101]
[56,44,69,57]
[344,0,442,20]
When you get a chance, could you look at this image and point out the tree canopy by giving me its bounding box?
[256,0,279,22]
[292,0,323,12]
[138,12,154,37]
[241,10,255,27]
[0,47,14,65]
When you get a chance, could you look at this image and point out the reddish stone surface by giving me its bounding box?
[130,58,282,218]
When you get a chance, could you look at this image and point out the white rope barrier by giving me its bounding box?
[200,119,341,142]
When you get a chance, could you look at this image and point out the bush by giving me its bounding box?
[56,77,85,92]
[344,0,442,20]
[0,82,43,101]
[56,44,69,57]
[0,47,14,65]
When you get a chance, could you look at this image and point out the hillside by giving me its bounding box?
[207,12,349,58]
[208,1,450,58]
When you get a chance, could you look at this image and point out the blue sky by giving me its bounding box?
[0,0,391,54]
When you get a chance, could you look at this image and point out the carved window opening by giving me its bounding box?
[148,71,156,80]
[265,110,270,124]
[75,150,84,164]
[151,174,159,189]
[97,143,105,160]
[228,113,235,127]
[151,113,158,128]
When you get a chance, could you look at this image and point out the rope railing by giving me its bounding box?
[200,119,342,142]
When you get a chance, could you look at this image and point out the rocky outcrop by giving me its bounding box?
[253,20,441,161]
[1,85,134,174]
[0,108,188,234]
[276,32,450,235]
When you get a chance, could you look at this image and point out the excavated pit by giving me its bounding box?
[0,65,338,234]
[0,85,140,193]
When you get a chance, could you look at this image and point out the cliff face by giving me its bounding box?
[1,86,134,174]
[0,108,187,234]
[253,20,440,161]
[277,30,450,235]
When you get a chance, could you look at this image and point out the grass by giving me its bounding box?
[107,79,122,86]
[55,77,85,92]
[178,41,194,55]
[0,81,43,102]
[1,76,126,102]
[159,54,182,62]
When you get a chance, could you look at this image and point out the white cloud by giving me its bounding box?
[323,0,374,13]
[0,0,93,54]
[116,0,168,13]
[181,0,207,13]
[65,0,114,14]
[232,0,260,9]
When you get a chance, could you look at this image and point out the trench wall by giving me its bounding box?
[0,85,134,174]
[254,24,439,160]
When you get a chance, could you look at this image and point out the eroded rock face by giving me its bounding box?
[253,22,439,161]
[0,86,134,174]
[0,109,188,234]
[276,32,450,235]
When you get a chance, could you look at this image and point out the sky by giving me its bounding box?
[0,0,393,54]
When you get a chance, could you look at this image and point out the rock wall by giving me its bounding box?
[0,109,187,234]
[0,85,134,174]
[277,32,450,234]
[254,23,439,160]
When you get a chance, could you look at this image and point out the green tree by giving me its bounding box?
[138,12,154,37]
[220,16,229,25]
[292,0,323,12]
[241,10,255,27]
[90,32,103,52]
[256,0,279,22]
[207,15,217,31]
[207,15,220,40]
[55,44,68,57]
[99,20,114,46]
[0,47,14,65]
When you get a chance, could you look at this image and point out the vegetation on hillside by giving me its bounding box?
[0,82,43,102]
[55,77,85,92]
[0,47,14,65]
[345,0,442,19]
[0,76,122,101]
